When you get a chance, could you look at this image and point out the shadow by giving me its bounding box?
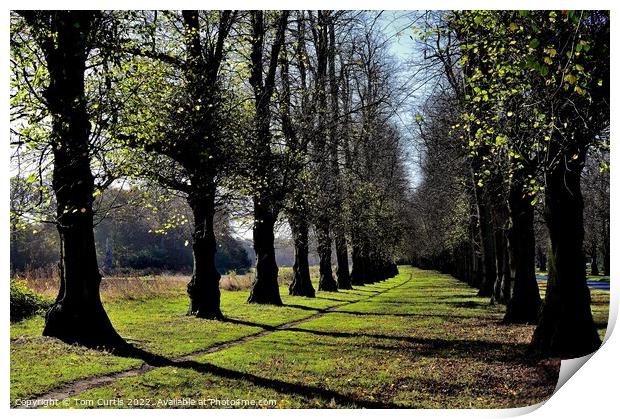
[594,321,609,330]
[216,317,543,365]
[280,327,538,362]
[222,317,278,331]
[315,296,352,303]
[449,301,489,309]
[173,359,402,408]
[348,288,381,294]
[328,310,483,319]
[109,341,171,367]
[282,303,328,313]
[103,341,400,408]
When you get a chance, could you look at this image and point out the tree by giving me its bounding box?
[327,14,352,290]
[283,12,316,297]
[110,11,239,318]
[447,10,608,354]
[582,144,610,277]
[447,11,546,323]
[246,11,289,304]
[14,11,124,347]
[519,11,608,356]
[307,10,339,292]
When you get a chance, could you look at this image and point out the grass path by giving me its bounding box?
[11,267,609,409]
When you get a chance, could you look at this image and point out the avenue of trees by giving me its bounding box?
[10,11,406,347]
[10,10,609,359]
[407,10,609,358]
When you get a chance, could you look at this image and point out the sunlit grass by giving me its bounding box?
[27,267,601,409]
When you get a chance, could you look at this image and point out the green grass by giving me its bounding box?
[10,277,370,404]
[11,267,610,409]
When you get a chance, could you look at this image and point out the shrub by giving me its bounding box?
[10,279,53,322]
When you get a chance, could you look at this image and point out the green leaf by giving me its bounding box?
[539,65,549,76]
[529,39,540,49]
[26,173,37,184]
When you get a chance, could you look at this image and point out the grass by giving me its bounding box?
[10,270,359,404]
[10,267,610,409]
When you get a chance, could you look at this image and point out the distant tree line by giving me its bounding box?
[10,185,251,275]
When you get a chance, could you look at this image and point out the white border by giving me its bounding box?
[2,1,618,418]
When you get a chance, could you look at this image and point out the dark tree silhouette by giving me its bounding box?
[19,11,124,347]
[247,11,289,305]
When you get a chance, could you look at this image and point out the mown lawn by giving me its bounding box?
[10,267,610,408]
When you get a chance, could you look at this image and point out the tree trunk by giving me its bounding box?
[186,188,222,318]
[477,199,497,297]
[334,227,351,289]
[36,11,122,348]
[503,181,541,324]
[536,245,547,272]
[246,11,287,306]
[602,221,610,276]
[491,229,510,305]
[248,198,282,305]
[531,155,601,357]
[590,239,599,276]
[500,244,513,304]
[316,217,338,291]
[350,242,366,286]
[288,215,315,297]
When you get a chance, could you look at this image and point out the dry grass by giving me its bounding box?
[13,265,332,300]
[99,276,187,301]
[219,272,255,291]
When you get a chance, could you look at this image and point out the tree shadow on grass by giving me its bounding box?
[282,303,328,313]
[221,318,550,366]
[287,328,543,364]
[109,341,399,408]
[173,359,402,408]
[449,301,490,309]
[314,296,353,303]
[329,310,485,319]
